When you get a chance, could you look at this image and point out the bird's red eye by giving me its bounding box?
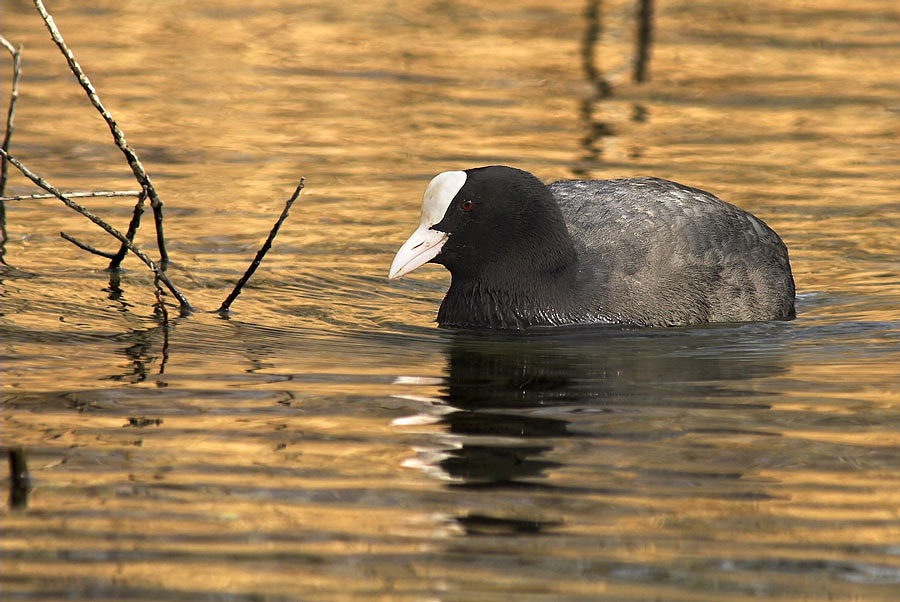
[460,199,474,212]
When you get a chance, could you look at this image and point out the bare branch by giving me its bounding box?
[60,231,117,259]
[33,0,169,264]
[2,190,150,270]
[217,178,304,315]
[0,148,192,312]
[1,190,142,201]
[0,36,23,195]
[0,37,16,55]
[108,189,146,270]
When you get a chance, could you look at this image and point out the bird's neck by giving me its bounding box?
[436,253,587,329]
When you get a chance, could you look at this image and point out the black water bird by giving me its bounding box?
[389,166,795,329]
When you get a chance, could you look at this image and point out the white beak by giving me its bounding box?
[388,226,449,280]
[388,169,466,280]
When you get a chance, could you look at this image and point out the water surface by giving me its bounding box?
[2,1,899,600]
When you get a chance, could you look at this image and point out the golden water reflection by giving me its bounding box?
[2,0,900,600]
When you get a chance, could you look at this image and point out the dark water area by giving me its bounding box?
[2,0,900,600]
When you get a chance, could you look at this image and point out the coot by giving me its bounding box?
[389,166,795,329]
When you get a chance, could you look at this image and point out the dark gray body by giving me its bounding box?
[547,177,795,327]
[429,166,795,329]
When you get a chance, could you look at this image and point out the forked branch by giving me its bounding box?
[4,5,303,316]
[0,148,192,312]
[33,0,169,264]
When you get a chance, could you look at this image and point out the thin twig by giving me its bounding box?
[0,36,22,196]
[1,36,23,260]
[33,0,169,264]
[217,178,304,315]
[108,189,146,270]
[60,231,117,259]
[0,148,192,312]
[0,37,16,55]
[1,190,142,202]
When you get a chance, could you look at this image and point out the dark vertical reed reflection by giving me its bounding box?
[577,0,614,174]
[576,0,655,172]
[633,0,654,83]
[581,0,613,98]
[7,447,31,509]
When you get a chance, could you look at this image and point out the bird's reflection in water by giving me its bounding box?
[398,327,787,535]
